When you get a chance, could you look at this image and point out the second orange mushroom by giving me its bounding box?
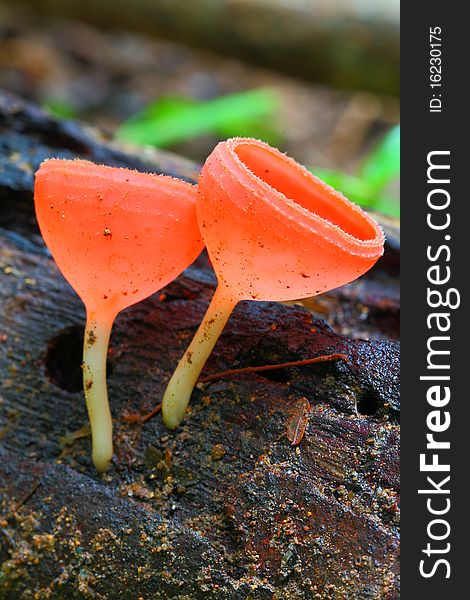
[162,138,385,428]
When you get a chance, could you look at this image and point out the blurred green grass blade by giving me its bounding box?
[373,194,400,217]
[310,166,399,218]
[121,96,196,124]
[312,126,401,217]
[116,89,279,147]
[360,125,400,192]
[310,167,375,206]
[217,116,280,146]
[43,99,77,119]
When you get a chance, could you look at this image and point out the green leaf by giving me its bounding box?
[116,89,279,147]
[373,195,400,217]
[360,125,400,192]
[120,96,196,125]
[43,99,77,119]
[310,166,400,218]
[310,125,400,218]
[310,167,375,206]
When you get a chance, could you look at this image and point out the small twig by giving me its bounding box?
[14,479,42,511]
[122,403,162,425]
[199,353,349,383]
[0,527,17,549]
[59,423,91,447]
[122,354,347,425]
[139,404,162,423]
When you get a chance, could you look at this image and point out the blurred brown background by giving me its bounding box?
[0,0,399,170]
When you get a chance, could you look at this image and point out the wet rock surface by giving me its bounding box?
[0,92,399,598]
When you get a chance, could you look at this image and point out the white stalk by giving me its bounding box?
[82,311,114,472]
[162,286,237,429]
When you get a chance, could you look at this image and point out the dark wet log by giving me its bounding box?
[0,92,399,598]
[2,0,400,95]
[0,90,199,234]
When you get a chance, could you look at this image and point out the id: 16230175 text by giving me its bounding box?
[429,27,443,113]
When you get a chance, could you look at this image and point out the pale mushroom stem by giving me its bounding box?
[162,285,238,429]
[82,310,115,472]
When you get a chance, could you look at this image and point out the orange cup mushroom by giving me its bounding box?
[162,138,384,428]
[35,159,203,471]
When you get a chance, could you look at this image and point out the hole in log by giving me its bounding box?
[45,326,83,392]
[45,326,114,392]
[357,389,383,417]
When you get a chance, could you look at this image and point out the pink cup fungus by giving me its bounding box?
[35,159,203,471]
[162,138,384,428]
